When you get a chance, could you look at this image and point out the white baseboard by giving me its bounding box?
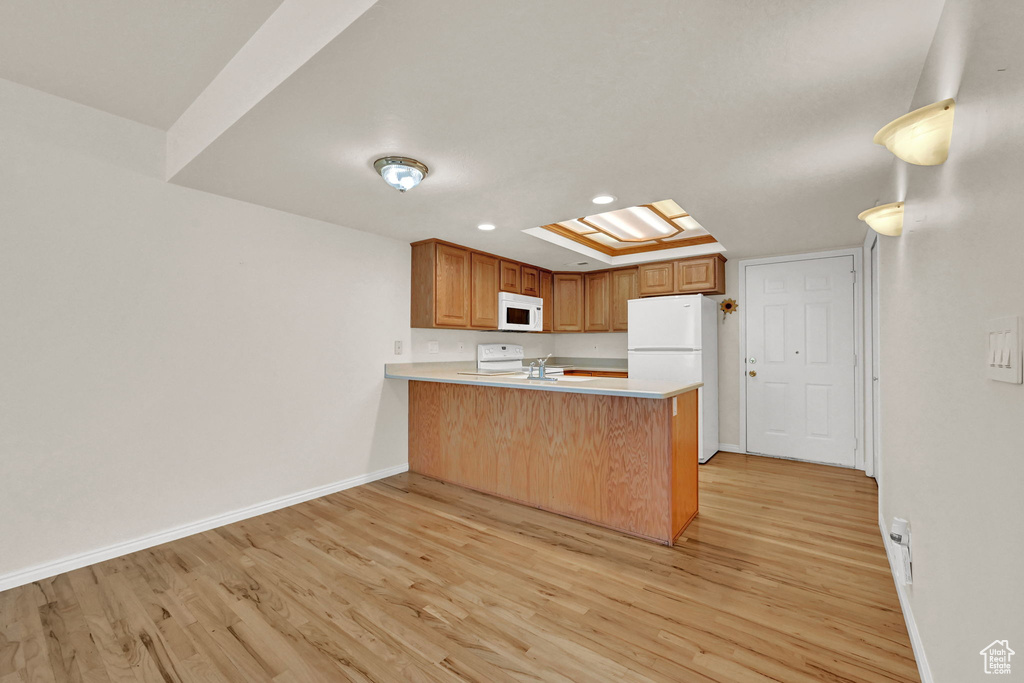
[718,443,744,454]
[0,462,409,593]
[878,512,933,683]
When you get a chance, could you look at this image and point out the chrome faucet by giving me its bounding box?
[528,354,557,381]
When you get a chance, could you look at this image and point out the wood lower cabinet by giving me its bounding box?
[409,381,699,544]
[610,267,638,331]
[540,270,553,332]
[584,271,611,332]
[500,260,521,293]
[553,274,584,332]
[564,370,628,378]
[639,262,675,296]
[521,266,539,297]
[470,252,499,328]
[676,255,726,294]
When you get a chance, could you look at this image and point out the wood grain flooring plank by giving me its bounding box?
[0,453,917,682]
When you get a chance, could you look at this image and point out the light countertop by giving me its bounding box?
[384,361,700,399]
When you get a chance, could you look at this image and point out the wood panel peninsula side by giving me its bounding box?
[404,377,700,544]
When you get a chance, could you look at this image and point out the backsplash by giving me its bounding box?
[409,328,554,363]
[553,332,628,359]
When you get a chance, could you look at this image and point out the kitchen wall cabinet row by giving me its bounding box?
[411,239,725,332]
[412,240,555,331]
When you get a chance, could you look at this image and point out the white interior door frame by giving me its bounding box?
[863,230,879,479]
[738,247,866,470]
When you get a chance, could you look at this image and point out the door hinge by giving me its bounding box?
[851,270,857,284]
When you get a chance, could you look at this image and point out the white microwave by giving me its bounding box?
[498,292,543,332]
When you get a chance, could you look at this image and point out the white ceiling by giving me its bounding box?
[168,0,944,268]
[3,1,945,268]
[0,0,283,129]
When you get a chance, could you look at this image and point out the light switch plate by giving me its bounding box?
[427,341,440,354]
[987,316,1022,383]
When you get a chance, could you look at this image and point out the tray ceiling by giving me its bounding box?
[539,199,718,256]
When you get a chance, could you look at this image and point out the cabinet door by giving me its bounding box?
[553,274,584,332]
[521,266,539,296]
[500,260,521,293]
[584,271,611,332]
[638,262,674,296]
[676,256,724,294]
[610,268,638,331]
[470,252,499,328]
[434,244,471,327]
[540,270,554,332]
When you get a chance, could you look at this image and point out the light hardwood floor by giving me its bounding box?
[0,452,918,682]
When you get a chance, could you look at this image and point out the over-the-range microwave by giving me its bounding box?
[498,292,543,332]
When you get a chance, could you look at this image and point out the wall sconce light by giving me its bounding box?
[858,202,904,236]
[873,99,955,166]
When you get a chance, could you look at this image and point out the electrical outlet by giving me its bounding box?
[427,341,439,354]
[394,340,402,355]
[456,342,465,353]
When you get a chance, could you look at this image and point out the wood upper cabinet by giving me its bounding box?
[540,270,553,332]
[470,252,500,328]
[553,273,584,332]
[584,271,611,332]
[638,262,675,296]
[521,266,539,296]
[610,267,638,332]
[432,243,471,327]
[500,260,521,293]
[412,238,723,331]
[676,255,726,295]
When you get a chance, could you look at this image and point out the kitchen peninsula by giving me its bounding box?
[385,361,701,544]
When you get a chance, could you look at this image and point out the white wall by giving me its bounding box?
[705,261,741,447]
[553,332,628,359]
[0,79,411,585]
[409,328,554,363]
[877,1,1024,680]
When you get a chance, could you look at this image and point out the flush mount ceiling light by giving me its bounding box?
[858,201,904,236]
[874,99,955,166]
[477,223,496,231]
[592,194,616,204]
[373,156,428,192]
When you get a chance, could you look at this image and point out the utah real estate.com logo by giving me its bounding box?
[980,640,1014,675]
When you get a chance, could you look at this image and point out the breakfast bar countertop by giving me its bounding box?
[384,360,700,399]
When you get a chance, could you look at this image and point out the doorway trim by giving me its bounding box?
[863,230,880,479]
[737,247,865,469]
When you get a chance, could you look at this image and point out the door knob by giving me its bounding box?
[748,370,757,377]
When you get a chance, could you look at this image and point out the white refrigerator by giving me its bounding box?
[628,294,719,463]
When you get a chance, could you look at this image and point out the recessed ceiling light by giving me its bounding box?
[373,156,428,192]
[477,223,496,231]
[592,194,616,205]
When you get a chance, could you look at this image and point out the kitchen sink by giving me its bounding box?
[507,373,595,382]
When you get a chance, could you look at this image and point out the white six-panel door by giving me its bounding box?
[745,256,857,466]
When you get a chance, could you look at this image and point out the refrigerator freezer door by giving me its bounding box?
[628,296,702,350]
[627,351,703,384]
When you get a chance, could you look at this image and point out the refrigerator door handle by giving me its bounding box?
[627,346,699,352]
